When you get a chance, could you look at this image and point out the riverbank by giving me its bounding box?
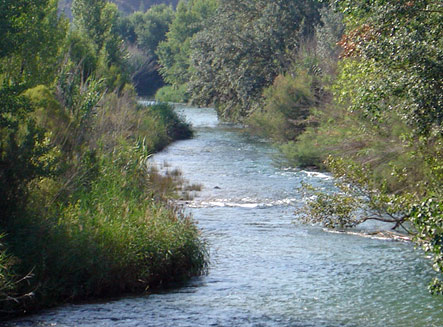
[3,105,442,327]
[0,102,207,319]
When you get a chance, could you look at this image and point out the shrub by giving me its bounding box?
[248,71,315,142]
[4,143,207,314]
[155,84,189,103]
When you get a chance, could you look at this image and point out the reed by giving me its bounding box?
[0,92,205,317]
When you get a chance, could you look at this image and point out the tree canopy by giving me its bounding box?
[156,0,218,87]
[188,0,323,119]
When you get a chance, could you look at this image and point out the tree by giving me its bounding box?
[188,0,323,120]
[0,0,68,87]
[114,5,176,96]
[0,0,65,219]
[297,0,443,294]
[314,4,345,71]
[72,0,109,50]
[156,0,218,87]
[72,0,129,90]
[133,4,174,58]
[0,0,48,58]
[334,0,442,137]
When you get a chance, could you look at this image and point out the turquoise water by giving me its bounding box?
[6,106,442,327]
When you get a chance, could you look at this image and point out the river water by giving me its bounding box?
[6,106,443,327]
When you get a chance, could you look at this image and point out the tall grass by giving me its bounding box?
[0,89,205,317]
[6,145,206,308]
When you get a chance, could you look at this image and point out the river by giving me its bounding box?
[5,106,443,327]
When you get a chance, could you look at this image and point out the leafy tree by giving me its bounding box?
[410,197,443,294]
[0,86,50,219]
[72,0,110,50]
[248,70,317,142]
[133,4,174,57]
[115,4,176,96]
[0,0,66,218]
[0,0,48,58]
[188,0,323,120]
[65,31,99,79]
[334,0,442,137]
[314,4,345,73]
[156,0,218,87]
[72,0,126,75]
[295,0,443,294]
[0,0,68,87]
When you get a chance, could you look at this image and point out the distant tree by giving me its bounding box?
[314,4,345,69]
[133,4,174,57]
[114,4,175,96]
[71,0,129,89]
[156,0,218,87]
[189,0,323,120]
[59,0,180,18]
[72,0,109,49]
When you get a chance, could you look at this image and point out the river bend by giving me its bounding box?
[5,106,443,327]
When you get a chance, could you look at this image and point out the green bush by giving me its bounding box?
[4,143,206,313]
[155,84,189,103]
[0,87,200,316]
[0,235,18,303]
[145,102,193,145]
[248,71,315,142]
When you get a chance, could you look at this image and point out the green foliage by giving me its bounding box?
[156,0,218,87]
[5,144,206,311]
[298,156,412,230]
[72,0,129,90]
[299,155,442,293]
[409,198,443,294]
[65,31,99,79]
[72,0,111,50]
[314,4,345,73]
[61,0,180,17]
[292,5,443,289]
[0,0,205,315]
[298,184,362,229]
[0,0,68,87]
[0,237,15,301]
[155,84,189,103]
[248,70,316,142]
[0,86,51,219]
[145,103,193,146]
[279,139,325,169]
[132,4,174,57]
[189,0,323,120]
[115,4,179,96]
[334,0,442,137]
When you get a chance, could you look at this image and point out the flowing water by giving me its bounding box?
[6,106,443,327]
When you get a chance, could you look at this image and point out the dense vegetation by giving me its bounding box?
[0,0,206,317]
[59,0,179,17]
[1,0,440,318]
[153,0,442,293]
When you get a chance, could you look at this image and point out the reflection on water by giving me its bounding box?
[5,106,443,327]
